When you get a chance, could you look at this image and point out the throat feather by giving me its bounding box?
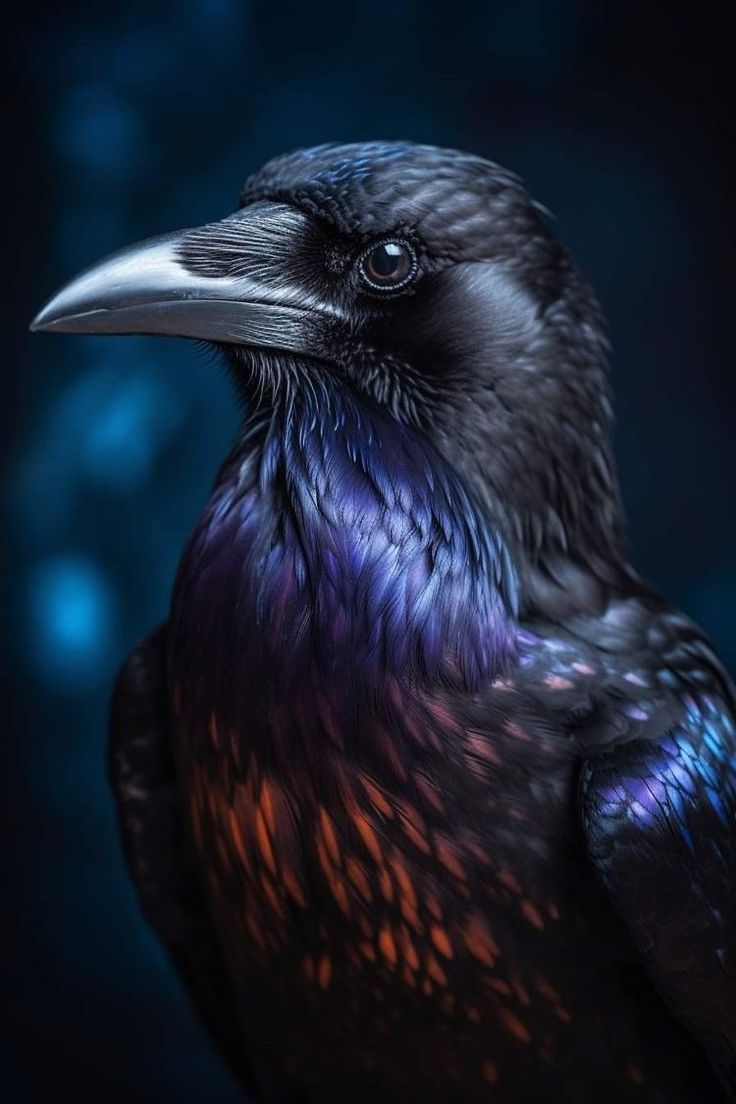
[174,391,518,716]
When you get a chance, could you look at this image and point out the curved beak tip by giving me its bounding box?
[29,305,55,333]
[30,301,98,334]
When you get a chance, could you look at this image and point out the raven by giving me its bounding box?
[32,142,735,1102]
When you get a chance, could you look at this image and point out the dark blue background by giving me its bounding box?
[6,3,734,1099]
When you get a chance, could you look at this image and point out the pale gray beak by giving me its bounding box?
[30,202,338,356]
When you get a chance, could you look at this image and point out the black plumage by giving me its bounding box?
[33,142,735,1101]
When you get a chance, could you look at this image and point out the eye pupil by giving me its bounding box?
[370,242,404,278]
[360,240,416,290]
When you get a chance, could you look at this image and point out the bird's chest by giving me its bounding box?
[172,638,584,1013]
[166,427,610,1090]
[167,557,650,1097]
[174,680,647,1102]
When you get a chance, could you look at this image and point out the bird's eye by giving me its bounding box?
[358,240,418,292]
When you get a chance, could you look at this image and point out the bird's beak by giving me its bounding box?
[30,202,335,356]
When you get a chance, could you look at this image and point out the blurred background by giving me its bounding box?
[5,2,734,1099]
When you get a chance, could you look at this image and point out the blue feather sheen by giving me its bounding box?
[172,385,519,740]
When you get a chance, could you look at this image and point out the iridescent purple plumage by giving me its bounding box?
[171,384,518,737]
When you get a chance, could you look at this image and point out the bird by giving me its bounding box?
[32,141,735,1103]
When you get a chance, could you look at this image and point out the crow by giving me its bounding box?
[32,142,735,1102]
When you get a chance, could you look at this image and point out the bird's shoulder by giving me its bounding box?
[498,589,734,753]
[570,596,736,1094]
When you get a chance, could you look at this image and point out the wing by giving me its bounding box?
[580,689,736,1097]
[108,625,256,1096]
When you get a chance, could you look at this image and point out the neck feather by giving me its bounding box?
[173,386,518,716]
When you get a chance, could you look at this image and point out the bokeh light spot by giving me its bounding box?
[55,84,145,182]
[80,368,184,490]
[26,555,118,691]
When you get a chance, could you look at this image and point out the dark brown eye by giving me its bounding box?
[358,239,417,292]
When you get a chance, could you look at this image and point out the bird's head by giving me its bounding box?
[32,141,627,614]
